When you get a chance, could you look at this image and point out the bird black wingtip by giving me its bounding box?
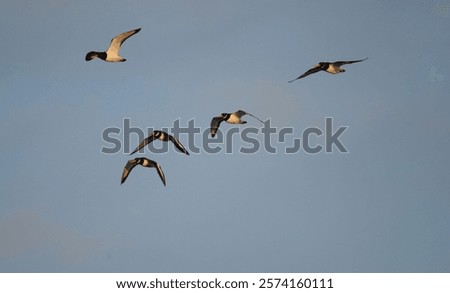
[160,176,167,187]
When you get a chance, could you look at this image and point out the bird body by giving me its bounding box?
[324,63,341,74]
[130,130,189,155]
[85,28,141,62]
[225,112,245,124]
[288,58,368,82]
[121,157,166,186]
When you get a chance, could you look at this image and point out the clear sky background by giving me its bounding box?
[1,0,449,272]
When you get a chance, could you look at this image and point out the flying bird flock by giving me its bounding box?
[85,28,367,189]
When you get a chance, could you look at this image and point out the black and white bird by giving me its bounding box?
[85,28,141,62]
[288,58,368,82]
[121,157,166,186]
[210,110,264,138]
[130,130,189,155]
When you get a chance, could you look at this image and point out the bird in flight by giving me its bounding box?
[85,28,141,62]
[210,110,264,137]
[288,58,368,82]
[121,157,166,186]
[130,130,190,155]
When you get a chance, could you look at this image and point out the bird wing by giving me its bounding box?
[333,58,368,66]
[106,28,141,55]
[237,110,265,124]
[121,158,139,184]
[144,159,166,186]
[130,131,157,155]
[288,64,322,82]
[234,110,248,118]
[153,162,166,186]
[168,134,190,155]
[210,116,224,137]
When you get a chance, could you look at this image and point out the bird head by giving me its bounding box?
[85,51,98,61]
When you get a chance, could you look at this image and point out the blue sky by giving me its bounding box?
[1,0,449,272]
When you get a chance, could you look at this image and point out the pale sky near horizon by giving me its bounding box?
[1,1,449,272]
